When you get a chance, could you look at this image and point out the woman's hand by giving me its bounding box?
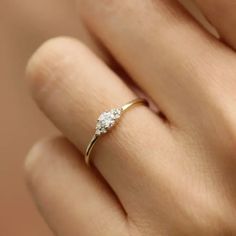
[25,1,236,235]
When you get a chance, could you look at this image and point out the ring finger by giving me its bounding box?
[26,37,174,211]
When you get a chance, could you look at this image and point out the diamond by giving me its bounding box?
[95,108,122,135]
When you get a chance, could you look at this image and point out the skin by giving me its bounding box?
[25,0,236,235]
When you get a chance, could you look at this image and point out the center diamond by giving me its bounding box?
[95,108,122,135]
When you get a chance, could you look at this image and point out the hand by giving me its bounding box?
[25,1,236,235]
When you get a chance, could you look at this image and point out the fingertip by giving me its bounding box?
[24,136,70,188]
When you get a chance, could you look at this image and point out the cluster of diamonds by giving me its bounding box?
[95,108,122,135]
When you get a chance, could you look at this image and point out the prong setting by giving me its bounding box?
[95,108,122,135]
[85,98,147,165]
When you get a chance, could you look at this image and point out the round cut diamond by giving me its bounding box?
[95,108,122,135]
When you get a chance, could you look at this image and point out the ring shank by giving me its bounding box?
[122,98,148,111]
[85,134,99,165]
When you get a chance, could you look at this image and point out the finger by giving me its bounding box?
[77,0,236,127]
[77,10,155,107]
[25,136,128,236]
[26,37,173,209]
[194,0,236,50]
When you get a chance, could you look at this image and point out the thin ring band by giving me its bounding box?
[85,98,148,166]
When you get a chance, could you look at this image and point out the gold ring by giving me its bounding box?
[85,98,148,166]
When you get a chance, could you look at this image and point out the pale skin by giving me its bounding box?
[25,0,236,235]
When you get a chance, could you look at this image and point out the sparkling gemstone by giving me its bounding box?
[95,108,122,135]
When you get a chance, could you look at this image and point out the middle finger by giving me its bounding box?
[78,0,236,127]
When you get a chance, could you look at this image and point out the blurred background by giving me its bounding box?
[0,1,211,235]
[0,1,81,235]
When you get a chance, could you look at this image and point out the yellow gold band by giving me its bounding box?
[85,98,148,166]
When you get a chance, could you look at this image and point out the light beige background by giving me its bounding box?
[0,1,209,235]
[0,1,80,235]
